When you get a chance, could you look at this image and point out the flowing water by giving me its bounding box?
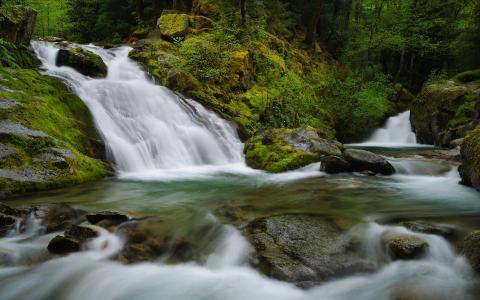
[0,42,478,299]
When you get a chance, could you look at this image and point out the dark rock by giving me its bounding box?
[64,224,98,243]
[320,156,352,174]
[0,203,18,216]
[34,204,87,233]
[86,211,129,225]
[57,48,107,78]
[246,214,374,285]
[401,221,456,240]
[0,5,37,45]
[47,235,80,254]
[0,213,17,235]
[343,149,395,175]
[459,126,480,190]
[382,233,428,260]
[0,120,48,138]
[459,230,480,273]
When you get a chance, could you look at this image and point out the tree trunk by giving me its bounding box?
[306,0,321,47]
[240,0,246,25]
[394,48,405,83]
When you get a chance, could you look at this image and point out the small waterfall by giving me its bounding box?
[31,42,244,175]
[359,111,419,147]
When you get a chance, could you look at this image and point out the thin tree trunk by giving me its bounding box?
[394,48,405,83]
[240,0,246,25]
[306,0,322,47]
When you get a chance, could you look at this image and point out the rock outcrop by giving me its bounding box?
[56,47,108,78]
[411,71,480,147]
[0,5,37,45]
[246,214,374,286]
[458,230,480,273]
[459,126,480,190]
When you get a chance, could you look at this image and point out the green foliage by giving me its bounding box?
[0,38,38,68]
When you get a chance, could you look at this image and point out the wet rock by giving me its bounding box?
[382,233,428,260]
[459,126,480,190]
[64,224,98,243]
[47,235,80,254]
[459,230,480,273]
[0,203,18,216]
[34,204,87,233]
[0,167,57,183]
[320,156,352,174]
[246,214,373,285]
[157,11,190,38]
[86,211,129,225]
[401,221,456,240]
[0,99,20,110]
[57,48,107,78]
[343,149,395,175]
[0,120,48,138]
[116,217,193,264]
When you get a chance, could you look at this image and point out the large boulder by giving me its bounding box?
[246,214,374,286]
[411,74,480,147]
[0,5,37,45]
[343,149,395,175]
[459,126,480,190]
[458,230,480,273]
[157,11,190,38]
[244,127,342,173]
[57,48,108,78]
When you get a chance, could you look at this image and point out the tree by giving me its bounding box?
[305,0,321,47]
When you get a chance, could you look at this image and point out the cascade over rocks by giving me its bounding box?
[57,48,108,78]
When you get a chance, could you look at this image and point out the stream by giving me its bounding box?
[0,42,478,300]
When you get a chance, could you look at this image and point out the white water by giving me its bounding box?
[351,111,426,147]
[32,42,244,176]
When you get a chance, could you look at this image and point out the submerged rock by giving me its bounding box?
[401,221,456,240]
[86,211,129,225]
[382,233,428,260]
[343,149,395,175]
[0,213,16,235]
[57,47,107,78]
[64,224,98,243]
[246,214,373,286]
[459,126,480,190]
[459,230,480,273]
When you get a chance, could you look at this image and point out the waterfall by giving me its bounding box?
[31,41,244,176]
[357,111,419,147]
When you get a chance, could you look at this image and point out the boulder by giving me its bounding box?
[56,48,107,78]
[188,15,214,31]
[0,5,37,45]
[192,0,220,19]
[33,204,87,233]
[320,156,352,174]
[343,149,395,175]
[0,213,16,235]
[86,211,129,225]
[64,224,98,243]
[244,127,341,173]
[246,214,374,285]
[382,233,428,260]
[157,11,190,38]
[47,235,80,254]
[459,230,480,273]
[411,76,480,147]
[459,126,480,190]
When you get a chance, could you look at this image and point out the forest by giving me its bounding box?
[0,0,480,299]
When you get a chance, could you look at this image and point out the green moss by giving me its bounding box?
[0,66,110,194]
[454,69,480,83]
[459,126,480,189]
[157,12,190,38]
[0,38,39,68]
[57,48,107,78]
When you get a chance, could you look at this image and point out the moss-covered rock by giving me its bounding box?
[0,5,37,45]
[459,126,480,190]
[411,73,480,147]
[192,0,220,19]
[458,230,480,273]
[0,65,110,196]
[56,47,107,78]
[454,69,480,84]
[244,127,341,173]
[157,11,190,38]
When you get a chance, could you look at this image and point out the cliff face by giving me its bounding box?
[0,5,37,45]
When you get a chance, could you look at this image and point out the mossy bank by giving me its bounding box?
[0,40,111,197]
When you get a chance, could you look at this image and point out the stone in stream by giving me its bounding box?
[47,235,81,254]
[86,211,130,225]
[33,204,87,233]
[57,48,108,78]
[320,156,352,174]
[382,233,428,260]
[343,149,395,175]
[458,230,480,273]
[0,213,17,236]
[246,214,374,286]
[64,224,98,243]
[401,221,456,241]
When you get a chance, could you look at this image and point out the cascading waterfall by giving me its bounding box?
[31,41,244,175]
[356,111,420,147]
